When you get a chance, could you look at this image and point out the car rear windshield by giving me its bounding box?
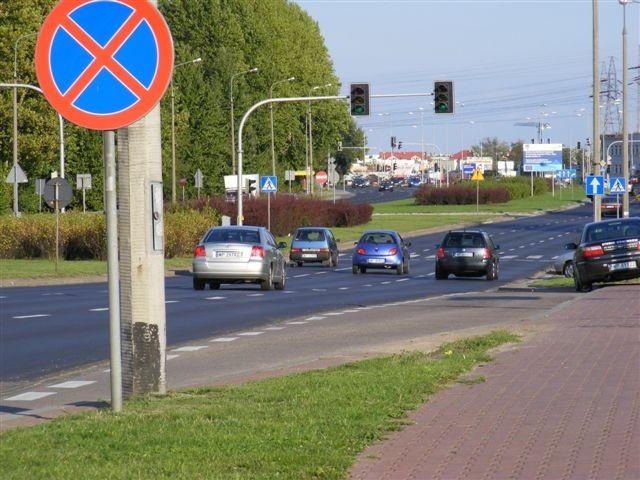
[584,219,640,243]
[360,233,396,245]
[205,229,261,244]
[295,230,325,241]
[601,197,619,205]
[443,232,486,248]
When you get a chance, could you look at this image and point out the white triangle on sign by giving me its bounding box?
[5,164,28,184]
[610,179,624,193]
[262,178,276,192]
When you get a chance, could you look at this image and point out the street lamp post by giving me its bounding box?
[170,57,202,204]
[230,67,258,175]
[592,0,602,221]
[269,76,295,176]
[306,83,332,193]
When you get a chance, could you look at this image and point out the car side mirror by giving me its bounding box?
[434,244,440,248]
[495,245,500,250]
[565,242,578,250]
[354,241,358,246]
[278,241,287,249]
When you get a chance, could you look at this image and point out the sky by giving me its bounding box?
[295,0,640,155]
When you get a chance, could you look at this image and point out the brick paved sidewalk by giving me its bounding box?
[350,285,640,480]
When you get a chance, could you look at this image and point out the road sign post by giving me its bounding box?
[261,176,277,231]
[471,169,484,213]
[195,169,204,199]
[76,173,92,213]
[35,0,174,408]
[5,164,28,217]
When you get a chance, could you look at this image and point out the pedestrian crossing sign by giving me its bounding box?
[260,175,278,193]
[609,177,625,194]
[471,169,484,181]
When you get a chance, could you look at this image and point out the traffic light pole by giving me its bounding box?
[236,92,433,225]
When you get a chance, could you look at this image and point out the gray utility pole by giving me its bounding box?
[592,0,602,222]
[269,77,295,176]
[170,57,202,204]
[307,84,332,194]
[620,0,632,218]
[230,67,258,175]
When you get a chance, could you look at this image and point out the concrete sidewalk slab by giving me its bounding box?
[350,285,640,480]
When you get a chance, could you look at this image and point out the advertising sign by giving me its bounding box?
[522,144,563,172]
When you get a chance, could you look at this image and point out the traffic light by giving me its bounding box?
[391,136,397,149]
[247,178,258,197]
[577,141,581,150]
[398,141,403,150]
[337,140,343,151]
[434,163,439,172]
[350,83,370,116]
[393,162,397,171]
[433,81,454,114]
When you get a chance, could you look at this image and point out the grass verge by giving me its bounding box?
[530,276,640,289]
[0,331,519,480]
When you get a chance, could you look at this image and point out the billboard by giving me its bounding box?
[522,144,563,172]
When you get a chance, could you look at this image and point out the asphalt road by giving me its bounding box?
[1,204,634,384]
[346,185,416,204]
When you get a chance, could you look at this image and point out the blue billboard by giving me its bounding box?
[522,143,563,172]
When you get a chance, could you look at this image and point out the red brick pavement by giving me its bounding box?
[350,285,640,480]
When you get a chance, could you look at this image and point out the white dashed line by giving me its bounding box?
[283,291,295,294]
[552,255,559,259]
[247,293,264,297]
[416,274,426,278]
[286,321,308,325]
[425,255,436,259]
[381,281,391,285]
[5,392,56,401]
[237,331,264,336]
[171,346,208,352]
[306,316,326,321]
[363,284,373,287]
[324,312,344,316]
[206,296,226,300]
[293,274,310,278]
[396,278,409,282]
[49,380,96,389]
[312,288,327,292]
[211,337,238,342]
[335,267,351,271]
[501,255,517,260]
[90,308,108,312]
[12,314,50,319]
[410,253,421,258]
[538,240,545,243]
[339,287,350,290]
[526,255,543,260]
[510,229,517,233]
[422,248,430,252]
[165,300,180,304]
[519,245,526,249]
[315,271,327,275]
[548,237,555,240]
[338,253,347,257]
[427,272,435,276]
[264,327,285,331]
[166,354,180,360]
[508,248,515,251]
[0,295,6,299]
[341,309,360,313]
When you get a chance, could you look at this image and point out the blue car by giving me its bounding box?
[352,230,411,275]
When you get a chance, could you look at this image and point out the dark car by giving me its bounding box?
[351,177,368,188]
[390,177,404,187]
[290,227,339,267]
[600,196,623,218]
[435,230,500,280]
[568,217,640,292]
[407,176,422,188]
[352,230,411,275]
[378,180,394,192]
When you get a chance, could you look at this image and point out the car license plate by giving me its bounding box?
[454,252,473,257]
[302,253,316,258]
[367,258,384,264]
[609,261,637,271]
[216,251,241,258]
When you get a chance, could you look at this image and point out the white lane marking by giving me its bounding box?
[548,237,555,240]
[422,248,431,252]
[425,255,436,259]
[165,300,180,304]
[312,288,327,292]
[416,274,426,278]
[103,368,111,373]
[12,314,50,319]
[306,316,326,321]
[528,242,536,246]
[5,391,56,401]
[427,272,435,276]
[283,291,295,294]
[508,248,516,252]
[335,267,351,271]
[48,380,95,389]
[247,293,264,297]
[339,287,350,290]
[211,337,239,342]
[237,331,264,336]
[381,281,391,285]
[552,255,559,259]
[538,240,545,243]
[410,253,421,258]
[519,245,526,249]
[526,255,543,259]
[501,255,517,260]
[206,296,226,300]
[510,229,517,233]
[338,253,347,257]
[363,284,373,287]
[315,271,327,275]
[264,327,285,331]
[341,309,360,313]
[396,278,409,282]
[0,295,7,299]
[287,321,308,325]
[293,274,310,278]
[90,308,108,312]
[172,346,208,352]
[166,354,180,360]
[324,312,344,316]
[356,307,372,310]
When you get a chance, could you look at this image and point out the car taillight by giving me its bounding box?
[436,247,445,259]
[319,248,329,253]
[291,248,302,253]
[193,245,205,257]
[357,248,366,255]
[582,245,604,258]
[250,246,264,258]
[388,247,398,255]
[482,248,491,259]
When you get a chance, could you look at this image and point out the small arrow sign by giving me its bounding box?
[585,175,604,195]
[5,164,28,184]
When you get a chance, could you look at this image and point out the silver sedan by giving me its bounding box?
[192,226,287,290]
[553,250,575,278]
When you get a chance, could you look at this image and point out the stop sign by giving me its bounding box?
[315,171,328,185]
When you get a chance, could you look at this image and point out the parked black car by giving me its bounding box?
[290,227,340,267]
[567,217,640,292]
[435,230,500,280]
[378,180,394,192]
[351,177,368,188]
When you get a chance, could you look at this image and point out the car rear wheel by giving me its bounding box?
[193,277,206,290]
[297,261,303,268]
[261,267,274,291]
[396,263,404,275]
[274,266,286,291]
[352,265,359,274]
[573,270,592,292]
[404,260,410,275]
[486,262,498,281]
[563,261,574,278]
[208,281,220,290]
[435,265,448,280]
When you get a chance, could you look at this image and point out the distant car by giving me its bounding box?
[600,196,623,217]
[390,177,404,187]
[351,177,368,188]
[568,217,640,292]
[553,250,575,278]
[378,180,394,192]
[192,226,287,291]
[435,229,500,280]
[352,230,411,275]
[407,176,422,188]
[290,227,339,267]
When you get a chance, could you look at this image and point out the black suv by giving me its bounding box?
[435,230,500,280]
[567,217,640,292]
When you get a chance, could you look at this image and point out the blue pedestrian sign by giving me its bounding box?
[462,164,475,176]
[260,176,278,193]
[609,177,626,194]
[585,175,604,196]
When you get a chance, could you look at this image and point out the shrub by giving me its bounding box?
[414,185,510,205]
[189,195,372,236]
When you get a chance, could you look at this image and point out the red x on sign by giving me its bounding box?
[35,0,174,130]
